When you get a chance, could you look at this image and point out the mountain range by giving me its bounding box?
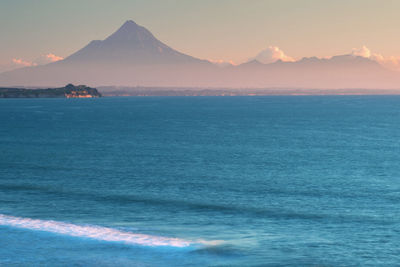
[0,20,399,89]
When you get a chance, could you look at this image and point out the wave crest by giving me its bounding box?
[0,214,191,247]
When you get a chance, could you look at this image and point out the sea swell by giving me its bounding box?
[0,183,396,225]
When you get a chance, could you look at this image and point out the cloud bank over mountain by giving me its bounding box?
[349,45,400,72]
[12,58,36,67]
[1,53,64,73]
[252,46,294,64]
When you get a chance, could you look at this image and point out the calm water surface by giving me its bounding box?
[0,96,399,266]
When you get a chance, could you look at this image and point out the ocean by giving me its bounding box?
[0,96,399,266]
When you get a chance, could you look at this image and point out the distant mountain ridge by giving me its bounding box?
[0,20,399,89]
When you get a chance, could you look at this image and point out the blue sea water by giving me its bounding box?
[0,96,400,266]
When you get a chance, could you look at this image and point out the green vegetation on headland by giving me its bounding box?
[0,84,102,98]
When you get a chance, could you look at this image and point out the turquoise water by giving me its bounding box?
[0,96,399,266]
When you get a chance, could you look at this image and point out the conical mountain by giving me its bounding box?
[0,20,213,87]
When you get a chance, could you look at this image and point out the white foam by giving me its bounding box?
[0,214,191,247]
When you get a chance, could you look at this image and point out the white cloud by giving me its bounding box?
[351,45,371,58]
[12,58,37,67]
[253,46,294,64]
[372,54,400,71]
[46,53,64,62]
[7,53,64,72]
[33,53,64,65]
[209,59,236,67]
[0,53,65,74]
[351,46,400,71]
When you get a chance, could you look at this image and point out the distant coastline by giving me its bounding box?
[2,84,400,98]
[98,86,400,97]
[0,84,102,98]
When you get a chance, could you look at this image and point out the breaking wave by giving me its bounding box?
[0,214,195,248]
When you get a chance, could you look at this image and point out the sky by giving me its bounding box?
[1,0,400,72]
